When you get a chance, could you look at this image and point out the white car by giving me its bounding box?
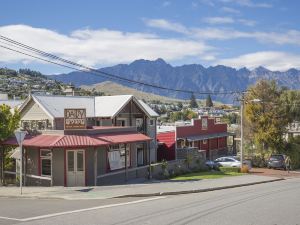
[214,157,242,168]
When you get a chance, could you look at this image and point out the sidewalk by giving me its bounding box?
[0,175,284,200]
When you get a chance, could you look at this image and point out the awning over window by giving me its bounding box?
[177,132,231,141]
[94,132,152,144]
[2,132,151,148]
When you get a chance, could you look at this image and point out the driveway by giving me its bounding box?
[250,168,300,178]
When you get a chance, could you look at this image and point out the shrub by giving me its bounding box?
[240,165,249,173]
[219,166,240,173]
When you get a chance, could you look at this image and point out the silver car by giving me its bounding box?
[214,157,242,168]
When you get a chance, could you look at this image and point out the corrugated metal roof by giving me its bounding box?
[2,132,151,147]
[157,131,175,148]
[0,100,24,109]
[178,132,230,141]
[94,95,132,117]
[33,95,95,118]
[53,135,108,147]
[138,100,159,117]
[2,135,63,148]
[95,132,152,144]
[28,94,157,119]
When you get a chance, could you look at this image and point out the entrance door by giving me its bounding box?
[67,150,85,186]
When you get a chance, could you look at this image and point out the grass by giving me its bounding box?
[171,171,244,181]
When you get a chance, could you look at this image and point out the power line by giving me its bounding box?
[0,35,245,95]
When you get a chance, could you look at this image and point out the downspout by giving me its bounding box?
[124,144,128,182]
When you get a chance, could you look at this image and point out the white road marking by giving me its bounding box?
[0,216,22,221]
[0,196,166,222]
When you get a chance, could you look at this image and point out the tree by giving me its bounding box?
[206,94,213,107]
[177,102,183,110]
[189,93,198,108]
[0,104,20,184]
[244,80,288,153]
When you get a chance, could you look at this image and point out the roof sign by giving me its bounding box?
[64,108,86,130]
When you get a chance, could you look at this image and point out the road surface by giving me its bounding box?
[0,178,299,225]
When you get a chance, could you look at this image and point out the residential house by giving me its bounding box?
[2,94,158,186]
[157,116,234,162]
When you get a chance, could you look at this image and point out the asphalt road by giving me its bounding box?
[1,178,300,225]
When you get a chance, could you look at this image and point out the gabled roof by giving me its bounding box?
[138,100,159,117]
[32,95,95,118]
[0,100,24,109]
[19,94,157,119]
[94,95,133,118]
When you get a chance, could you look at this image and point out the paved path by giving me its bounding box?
[0,174,282,200]
[250,168,300,178]
[0,177,299,225]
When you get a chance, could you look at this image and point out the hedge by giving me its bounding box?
[219,166,240,173]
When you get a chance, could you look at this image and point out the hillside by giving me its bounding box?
[50,59,300,104]
[81,81,185,103]
[0,68,103,99]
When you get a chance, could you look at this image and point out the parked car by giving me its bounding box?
[206,156,241,170]
[267,154,287,170]
[214,157,242,168]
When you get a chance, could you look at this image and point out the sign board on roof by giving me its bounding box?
[64,108,86,130]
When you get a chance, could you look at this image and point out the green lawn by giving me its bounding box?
[171,171,244,181]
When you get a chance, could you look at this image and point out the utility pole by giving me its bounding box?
[240,93,245,169]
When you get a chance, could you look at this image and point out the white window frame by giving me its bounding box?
[108,144,130,171]
[117,118,127,127]
[149,119,155,126]
[40,149,52,177]
[202,118,208,130]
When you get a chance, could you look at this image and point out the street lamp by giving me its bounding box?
[14,131,26,195]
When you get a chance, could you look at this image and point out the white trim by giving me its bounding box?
[31,95,55,120]
[111,96,133,118]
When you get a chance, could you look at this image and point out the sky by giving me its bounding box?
[0,0,300,74]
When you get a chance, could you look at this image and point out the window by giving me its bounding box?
[202,118,208,130]
[40,149,52,176]
[203,140,207,144]
[136,118,144,132]
[117,119,127,127]
[108,144,130,170]
[149,119,155,126]
[137,144,144,166]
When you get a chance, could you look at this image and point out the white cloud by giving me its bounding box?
[202,17,255,26]
[238,19,256,26]
[145,19,300,46]
[220,6,240,14]
[216,51,300,71]
[220,0,272,8]
[143,19,188,34]
[162,1,171,7]
[0,24,212,66]
[202,17,235,24]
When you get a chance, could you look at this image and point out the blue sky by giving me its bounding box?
[0,0,300,74]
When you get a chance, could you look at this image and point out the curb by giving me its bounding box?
[115,178,284,198]
[0,178,285,200]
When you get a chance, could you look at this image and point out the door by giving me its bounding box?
[67,150,85,186]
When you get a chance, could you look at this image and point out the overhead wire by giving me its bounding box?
[0,34,245,96]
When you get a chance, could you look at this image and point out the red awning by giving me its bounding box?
[94,132,152,144]
[52,135,108,147]
[2,132,151,148]
[2,134,109,148]
[2,135,63,148]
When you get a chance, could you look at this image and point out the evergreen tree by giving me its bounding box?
[189,93,198,108]
[206,94,214,107]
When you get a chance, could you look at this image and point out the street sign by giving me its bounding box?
[64,108,86,130]
[14,131,27,145]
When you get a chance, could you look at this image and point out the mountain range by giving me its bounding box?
[49,59,300,103]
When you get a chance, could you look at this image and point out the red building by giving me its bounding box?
[157,117,232,161]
